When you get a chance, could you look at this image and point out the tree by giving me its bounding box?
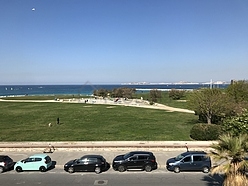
[209,133,248,186]
[111,87,136,99]
[93,89,109,97]
[188,88,233,124]
[222,109,248,136]
[149,89,162,103]
[168,89,185,100]
[227,80,248,103]
[121,88,136,99]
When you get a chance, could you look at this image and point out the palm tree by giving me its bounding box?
[209,133,248,186]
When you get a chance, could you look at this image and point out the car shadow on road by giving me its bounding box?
[47,161,57,171]
[101,162,111,173]
[201,173,224,186]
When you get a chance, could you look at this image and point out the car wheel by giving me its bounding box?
[118,165,126,172]
[16,166,22,172]
[0,166,4,173]
[202,166,210,173]
[174,166,180,173]
[39,166,46,172]
[68,167,74,173]
[95,167,101,174]
[144,165,152,172]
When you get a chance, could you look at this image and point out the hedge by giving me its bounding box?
[190,123,222,140]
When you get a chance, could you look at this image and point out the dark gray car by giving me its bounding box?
[166,151,211,173]
[112,151,157,172]
[0,155,14,173]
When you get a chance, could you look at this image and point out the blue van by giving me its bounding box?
[166,151,211,173]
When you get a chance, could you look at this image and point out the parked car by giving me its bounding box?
[166,151,211,173]
[64,155,108,174]
[112,151,157,172]
[0,155,14,173]
[14,154,52,172]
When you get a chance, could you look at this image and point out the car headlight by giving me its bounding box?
[169,163,174,166]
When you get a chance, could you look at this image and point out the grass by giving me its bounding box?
[134,91,191,109]
[0,101,198,141]
[1,95,88,100]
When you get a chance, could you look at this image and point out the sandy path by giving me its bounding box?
[0,98,194,113]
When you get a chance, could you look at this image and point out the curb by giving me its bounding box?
[0,141,216,152]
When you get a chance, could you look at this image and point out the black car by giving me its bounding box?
[166,151,211,173]
[64,155,108,174]
[0,155,14,173]
[112,151,157,172]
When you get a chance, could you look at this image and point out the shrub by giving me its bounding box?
[222,109,248,136]
[149,101,154,105]
[190,123,222,140]
[169,89,185,100]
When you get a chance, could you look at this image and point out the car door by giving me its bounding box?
[192,155,205,171]
[22,158,34,170]
[136,155,148,169]
[126,155,138,169]
[179,155,194,171]
[87,158,98,171]
[74,158,87,172]
[32,158,43,170]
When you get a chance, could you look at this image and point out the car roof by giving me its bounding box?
[29,154,50,158]
[0,155,9,159]
[181,151,207,156]
[80,155,104,159]
[0,155,8,157]
[129,151,153,155]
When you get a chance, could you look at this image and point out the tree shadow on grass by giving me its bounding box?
[185,119,200,125]
[201,174,224,186]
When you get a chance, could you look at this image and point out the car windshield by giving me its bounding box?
[123,152,132,159]
[175,154,185,161]
[21,158,28,162]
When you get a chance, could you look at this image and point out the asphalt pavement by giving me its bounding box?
[0,141,216,170]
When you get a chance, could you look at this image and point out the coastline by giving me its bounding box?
[0,84,229,97]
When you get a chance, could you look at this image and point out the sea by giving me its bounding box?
[0,84,229,97]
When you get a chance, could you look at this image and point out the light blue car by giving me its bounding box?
[14,154,52,172]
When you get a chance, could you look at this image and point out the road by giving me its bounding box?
[1,150,224,186]
[3,150,207,170]
[1,170,223,186]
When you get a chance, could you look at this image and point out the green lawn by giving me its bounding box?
[134,91,191,109]
[0,101,198,141]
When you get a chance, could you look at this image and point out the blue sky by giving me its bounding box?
[1,0,247,85]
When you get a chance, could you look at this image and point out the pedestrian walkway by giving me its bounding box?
[0,98,195,113]
[0,141,216,152]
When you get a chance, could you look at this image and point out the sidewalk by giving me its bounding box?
[0,98,195,113]
[0,141,216,152]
